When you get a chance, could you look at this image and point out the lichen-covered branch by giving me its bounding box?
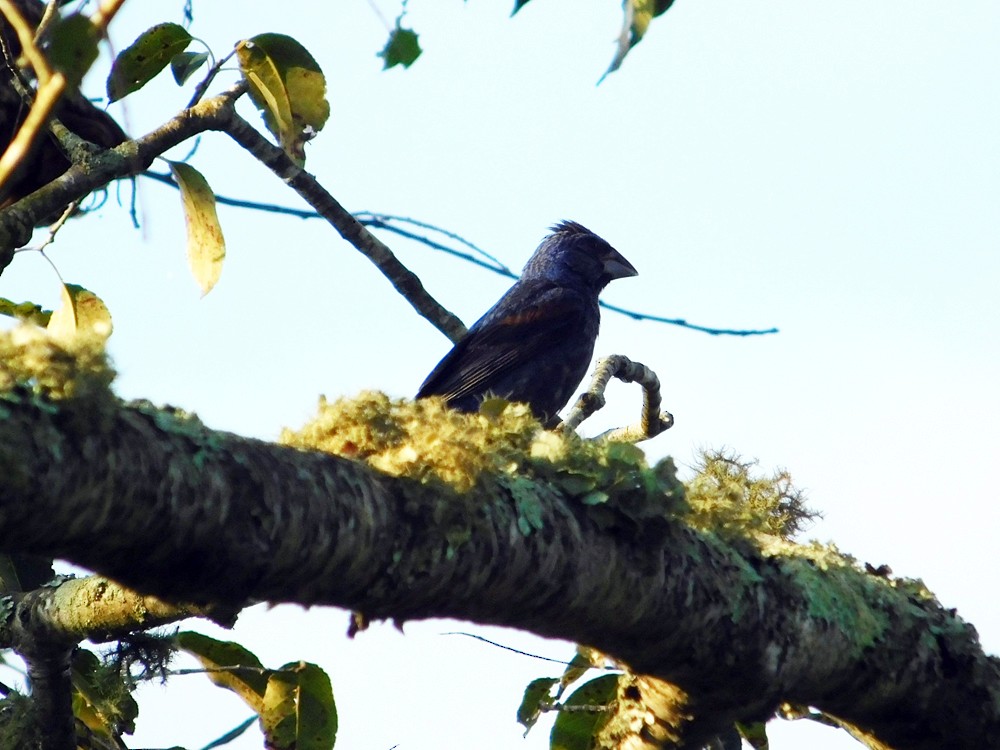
[0,337,998,749]
[0,576,229,651]
[0,576,220,750]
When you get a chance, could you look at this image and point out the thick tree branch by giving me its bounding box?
[0,384,998,749]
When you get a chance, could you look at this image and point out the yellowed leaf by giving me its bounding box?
[47,283,113,340]
[169,161,225,296]
[236,34,330,165]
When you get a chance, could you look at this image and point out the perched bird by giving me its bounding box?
[417,221,637,424]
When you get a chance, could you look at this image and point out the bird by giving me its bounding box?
[416,220,637,425]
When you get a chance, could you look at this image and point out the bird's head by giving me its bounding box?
[522,220,637,290]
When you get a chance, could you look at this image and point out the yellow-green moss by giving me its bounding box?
[0,325,115,403]
[280,392,686,529]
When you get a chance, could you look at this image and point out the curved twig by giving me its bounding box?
[562,354,674,442]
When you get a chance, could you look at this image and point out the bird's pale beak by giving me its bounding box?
[602,250,638,280]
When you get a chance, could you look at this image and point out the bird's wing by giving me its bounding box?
[417,282,587,403]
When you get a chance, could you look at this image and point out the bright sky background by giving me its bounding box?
[2,1,999,748]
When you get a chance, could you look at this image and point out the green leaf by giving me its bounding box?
[175,631,268,712]
[261,662,338,750]
[550,674,618,750]
[70,648,139,739]
[512,0,532,15]
[47,283,113,340]
[516,677,558,734]
[0,297,51,326]
[46,14,100,85]
[171,50,210,85]
[236,33,330,165]
[169,161,226,296]
[107,22,193,102]
[378,26,421,70]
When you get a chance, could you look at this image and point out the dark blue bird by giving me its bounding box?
[416,221,637,424]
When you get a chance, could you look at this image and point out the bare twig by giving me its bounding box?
[33,0,60,42]
[89,0,128,29]
[219,111,468,342]
[185,47,235,108]
[562,354,673,442]
[600,300,779,337]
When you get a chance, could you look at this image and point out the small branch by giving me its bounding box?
[220,112,467,342]
[562,354,673,441]
[0,0,52,81]
[33,1,60,43]
[185,47,235,109]
[0,576,231,650]
[0,0,130,194]
[89,0,129,30]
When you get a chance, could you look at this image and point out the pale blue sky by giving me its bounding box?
[2,1,998,748]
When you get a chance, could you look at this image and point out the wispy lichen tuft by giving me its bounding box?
[684,449,817,540]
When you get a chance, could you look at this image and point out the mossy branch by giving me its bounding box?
[0,332,998,749]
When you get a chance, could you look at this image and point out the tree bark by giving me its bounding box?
[1,390,998,749]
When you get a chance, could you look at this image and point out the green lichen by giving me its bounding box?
[0,325,115,404]
[760,538,891,650]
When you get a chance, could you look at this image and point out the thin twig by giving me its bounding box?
[600,300,779,336]
[440,631,581,666]
[133,173,778,337]
[89,0,129,29]
[33,0,61,43]
[186,47,235,109]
